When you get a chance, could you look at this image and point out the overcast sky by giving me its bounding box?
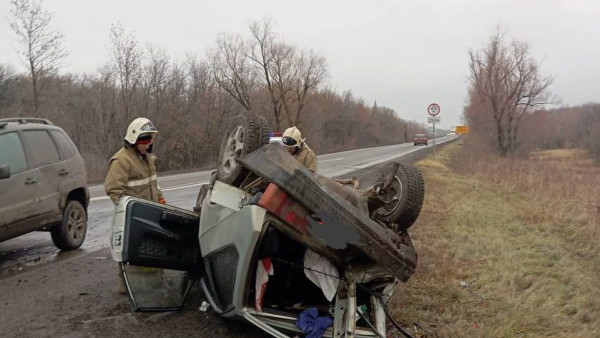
[1,0,598,129]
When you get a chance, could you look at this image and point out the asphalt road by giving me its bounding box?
[0,135,456,276]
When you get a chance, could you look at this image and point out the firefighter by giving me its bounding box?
[282,126,317,172]
[104,117,165,205]
[104,117,166,294]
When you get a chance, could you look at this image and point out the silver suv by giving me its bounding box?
[0,118,89,250]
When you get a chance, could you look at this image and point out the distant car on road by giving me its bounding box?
[413,133,428,146]
[0,118,89,250]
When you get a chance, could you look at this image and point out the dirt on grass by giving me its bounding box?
[388,141,600,337]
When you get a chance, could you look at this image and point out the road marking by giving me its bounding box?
[319,158,344,162]
[90,181,208,202]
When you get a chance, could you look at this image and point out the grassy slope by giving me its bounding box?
[389,142,599,337]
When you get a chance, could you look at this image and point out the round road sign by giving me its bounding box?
[427,103,441,116]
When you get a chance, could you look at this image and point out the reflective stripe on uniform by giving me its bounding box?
[126,174,158,187]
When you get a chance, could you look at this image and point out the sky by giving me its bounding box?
[1,0,599,129]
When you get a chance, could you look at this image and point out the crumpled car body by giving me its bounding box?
[110,144,419,337]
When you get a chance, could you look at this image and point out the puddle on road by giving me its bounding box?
[0,237,109,278]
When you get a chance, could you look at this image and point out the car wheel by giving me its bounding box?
[372,162,424,232]
[217,114,271,186]
[51,200,87,250]
[193,184,210,213]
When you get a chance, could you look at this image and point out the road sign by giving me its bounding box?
[427,103,441,116]
[456,125,469,134]
[427,116,440,124]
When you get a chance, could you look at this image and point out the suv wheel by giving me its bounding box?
[51,200,87,250]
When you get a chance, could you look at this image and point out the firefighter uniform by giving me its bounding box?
[293,143,317,172]
[104,147,163,204]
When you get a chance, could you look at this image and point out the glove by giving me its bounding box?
[159,198,167,204]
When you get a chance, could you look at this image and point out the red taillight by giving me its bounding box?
[270,131,283,137]
[258,184,308,232]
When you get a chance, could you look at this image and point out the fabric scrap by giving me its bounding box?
[255,257,274,311]
[303,249,339,301]
[296,307,333,338]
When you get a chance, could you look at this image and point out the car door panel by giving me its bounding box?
[110,197,200,311]
[0,131,40,239]
[21,130,62,217]
[0,169,42,240]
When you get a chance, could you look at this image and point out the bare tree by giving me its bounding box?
[209,34,256,112]
[468,28,553,155]
[287,49,327,127]
[143,44,170,120]
[247,19,326,129]
[10,0,69,114]
[110,22,142,120]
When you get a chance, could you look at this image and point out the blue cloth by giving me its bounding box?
[296,307,333,338]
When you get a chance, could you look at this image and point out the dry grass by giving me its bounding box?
[389,142,600,337]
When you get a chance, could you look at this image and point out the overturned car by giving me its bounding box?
[110,114,424,337]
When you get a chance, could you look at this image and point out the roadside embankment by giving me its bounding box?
[390,141,599,337]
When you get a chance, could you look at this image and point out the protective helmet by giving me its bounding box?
[124,117,158,145]
[282,126,305,148]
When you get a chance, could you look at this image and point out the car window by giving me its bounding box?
[23,130,60,167]
[0,132,28,174]
[50,130,77,159]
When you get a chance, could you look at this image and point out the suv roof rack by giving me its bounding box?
[0,117,54,125]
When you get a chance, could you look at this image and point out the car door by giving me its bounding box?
[110,196,201,311]
[21,129,63,218]
[0,131,41,240]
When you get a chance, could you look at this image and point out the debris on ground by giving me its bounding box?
[199,301,210,312]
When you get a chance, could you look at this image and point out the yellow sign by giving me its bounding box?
[455,125,469,134]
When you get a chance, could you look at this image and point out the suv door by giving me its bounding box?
[0,131,41,240]
[110,196,201,311]
[21,130,63,219]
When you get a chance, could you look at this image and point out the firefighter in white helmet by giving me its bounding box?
[281,126,317,172]
[104,117,165,294]
[104,117,165,205]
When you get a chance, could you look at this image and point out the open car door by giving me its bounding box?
[110,196,201,311]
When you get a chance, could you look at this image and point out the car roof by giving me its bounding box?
[0,118,61,133]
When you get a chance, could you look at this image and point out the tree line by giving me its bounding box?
[0,0,426,180]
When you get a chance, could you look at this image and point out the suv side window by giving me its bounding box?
[0,132,28,174]
[50,130,77,159]
[23,130,60,167]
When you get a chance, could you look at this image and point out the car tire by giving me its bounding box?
[216,114,271,186]
[50,200,87,250]
[193,184,210,213]
[372,162,424,232]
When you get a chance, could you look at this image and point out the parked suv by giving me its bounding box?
[0,118,89,250]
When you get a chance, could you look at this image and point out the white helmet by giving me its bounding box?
[124,117,158,145]
[282,126,305,148]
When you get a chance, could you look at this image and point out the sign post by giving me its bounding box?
[427,103,441,160]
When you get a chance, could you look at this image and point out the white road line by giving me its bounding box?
[319,158,344,162]
[90,181,208,202]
